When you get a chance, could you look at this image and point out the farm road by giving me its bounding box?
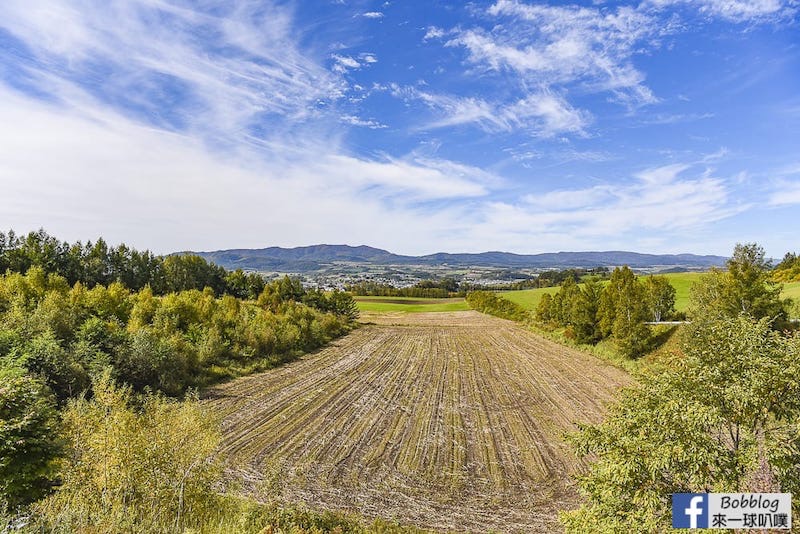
[205,311,631,533]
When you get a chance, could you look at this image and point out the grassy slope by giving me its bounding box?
[354,296,470,313]
[782,281,800,301]
[499,286,560,311]
[783,281,800,319]
[660,272,705,312]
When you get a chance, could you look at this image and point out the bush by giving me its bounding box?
[0,365,62,510]
[34,372,224,532]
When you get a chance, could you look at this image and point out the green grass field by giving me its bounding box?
[660,272,706,312]
[501,272,799,315]
[354,296,470,313]
[783,281,800,318]
[499,286,560,311]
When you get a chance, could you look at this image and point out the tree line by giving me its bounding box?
[534,268,677,357]
[772,251,800,282]
[562,243,799,532]
[0,229,266,298]
[533,244,793,358]
[345,278,459,298]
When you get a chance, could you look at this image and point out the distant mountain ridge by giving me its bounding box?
[183,244,727,272]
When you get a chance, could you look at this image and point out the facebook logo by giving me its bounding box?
[673,493,708,528]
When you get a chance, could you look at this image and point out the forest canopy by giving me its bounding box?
[0,228,265,298]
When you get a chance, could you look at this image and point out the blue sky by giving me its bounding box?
[0,0,798,256]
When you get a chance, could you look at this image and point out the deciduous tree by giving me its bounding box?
[642,275,676,322]
[562,316,800,532]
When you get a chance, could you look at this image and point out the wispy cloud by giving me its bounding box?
[0,85,491,253]
[767,164,800,206]
[419,0,795,141]
[0,0,346,144]
[393,85,589,137]
[0,1,500,254]
[768,182,800,206]
[340,115,387,129]
[331,54,363,73]
[0,0,792,256]
[442,1,661,106]
[647,0,795,23]
[638,112,715,125]
[510,163,741,238]
[423,27,446,40]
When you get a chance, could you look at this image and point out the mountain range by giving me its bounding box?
[185,244,728,273]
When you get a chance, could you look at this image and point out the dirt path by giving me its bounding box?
[205,311,631,533]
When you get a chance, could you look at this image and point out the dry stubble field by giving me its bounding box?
[205,311,631,533]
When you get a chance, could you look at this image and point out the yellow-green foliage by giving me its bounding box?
[562,317,800,533]
[227,499,432,533]
[772,252,800,283]
[0,268,353,398]
[34,372,224,533]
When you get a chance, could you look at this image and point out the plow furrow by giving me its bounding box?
[206,311,630,533]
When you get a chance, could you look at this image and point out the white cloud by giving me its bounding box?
[648,0,793,22]
[634,163,690,184]
[311,155,490,200]
[523,186,614,211]
[443,1,660,106]
[508,93,590,136]
[767,164,800,206]
[331,54,363,73]
[768,182,800,206]
[0,0,346,143]
[0,0,779,257]
[0,84,754,257]
[494,163,741,245]
[0,87,489,254]
[362,11,384,18]
[396,86,589,137]
[339,115,387,129]
[423,26,446,40]
[639,112,715,125]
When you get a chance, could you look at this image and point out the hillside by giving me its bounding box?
[185,244,727,273]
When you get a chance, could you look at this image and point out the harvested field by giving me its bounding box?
[206,311,631,533]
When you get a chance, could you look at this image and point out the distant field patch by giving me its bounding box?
[659,272,705,312]
[354,296,469,313]
[783,282,800,318]
[499,286,560,311]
